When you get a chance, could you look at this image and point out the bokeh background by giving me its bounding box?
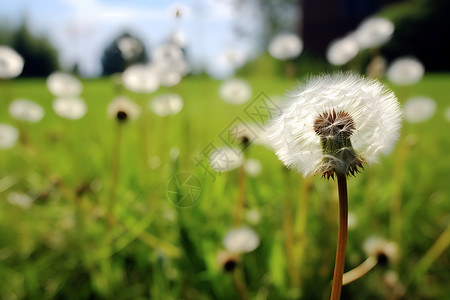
[1,0,449,299]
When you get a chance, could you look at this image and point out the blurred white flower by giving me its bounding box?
[244,159,262,176]
[223,226,260,253]
[9,99,45,122]
[154,61,182,87]
[403,97,436,123]
[219,78,252,104]
[267,73,401,178]
[150,93,183,116]
[246,209,261,225]
[366,56,387,78]
[118,37,143,61]
[107,96,141,121]
[354,17,394,49]
[53,97,87,120]
[0,46,24,79]
[0,124,19,149]
[209,147,244,172]
[326,35,360,66]
[363,237,398,265]
[7,192,34,209]
[268,33,303,60]
[217,250,239,272]
[444,106,450,122]
[219,49,247,69]
[387,57,424,85]
[148,156,162,169]
[46,72,83,97]
[154,43,184,62]
[170,29,186,47]
[122,64,160,93]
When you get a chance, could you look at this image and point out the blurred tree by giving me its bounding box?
[100,32,148,76]
[0,21,60,77]
[380,0,450,71]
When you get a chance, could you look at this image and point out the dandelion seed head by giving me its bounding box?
[217,250,239,272]
[326,36,359,66]
[107,96,141,121]
[47,72,83,97]
[0,124,19,149]
[9,99,45,122]
[268,33,303,60]
[209,147,244,172]
[7,192,34,209]
[219,78,252,105]
[0,46,24,79]
[363,237,398,266]
[150,93,183,116]
[53,97,87,120]
[223,227,260,254]
[117,37,143,61]
[387,57,424,86]
[403,97,436,123]
[122,64,160,93]
[244,159,262,177]
[267,73,402,177]
[354,17,394,49]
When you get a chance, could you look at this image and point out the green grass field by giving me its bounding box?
[1,73,449,299]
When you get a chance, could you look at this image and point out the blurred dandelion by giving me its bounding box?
[0,46,24,79]
[7,191,34,209]
[245,209,261,225]
[9,99,45,122]
[209,147,244,173]
[403,97,436,123]
[150,93,183,116]
[268,33,303,60]
[0,124,19,149]
[223,226,260,254]
[53,97,87,120]
[363,237,398,266]
[219,78,252,105]
[243,159,262,177]
[122,64,160,93]
[387,57,425,86]
[268,73,401,300]
[445,106,450,122]
[326,36,360,66]
[353,17,394,49]
[217,250,239,272]
[107,96,141,122]
[117,36,143,61]
[46,72,83,97]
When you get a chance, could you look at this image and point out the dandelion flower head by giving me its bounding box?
[387,57,424,86]
[9,99,45,123]
[403,97,436,123]
[53,97,87,120]
[0,124,19,149]
[354,17,394,49]
[223,227,260,254]
[268,33,303,60]
[268,73,402,178]
[0,46,24,79]
[47,72,83,97]
[219,78,252,105]
[150,93,183,116]
[326,35,360,66]
[107,96,141,121]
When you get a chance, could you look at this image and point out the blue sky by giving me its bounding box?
[0,0,263,77]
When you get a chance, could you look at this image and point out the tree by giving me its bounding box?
[100,32,148,76]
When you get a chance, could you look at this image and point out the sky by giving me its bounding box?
[0,0,264,78]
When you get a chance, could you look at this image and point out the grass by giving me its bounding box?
[0,73,449,299]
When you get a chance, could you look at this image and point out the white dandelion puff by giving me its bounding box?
[209,147,244,173]
[107,96,141,121]
[117,36,143,61]
[403,97,436,123]
[53,97,87,120]
[268,33,303,60]
[387,57,424,86]
[244,159,262,177]
[47,72,83,97]
[223,227,260,254]
[0,124,19,149]
[363,237,398,265]
[153,43,184,63]
[0,46,24,79]
[219,78,252,105]
[150,93,183,116]
[9,99,45,122]
[170,29,186,48]
[7,192,34,209]
[154,61,182,87]
[122,64,160,93]
[267,73,402,178]
[326,35,360,66]
[354,17,394,49]
[246,209,261,225]
[444,106,450,122]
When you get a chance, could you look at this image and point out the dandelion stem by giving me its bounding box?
[283,171,299,287]
[342,256,377,285]
[233,164,246,225]
[107,123,122,228]
[138,94,150,170]
[233,267,249,300]
[330,173,348,300]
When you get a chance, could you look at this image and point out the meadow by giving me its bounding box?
[1,73,449,300]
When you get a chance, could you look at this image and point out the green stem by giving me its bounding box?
[343,256,377,286]
[330,173,348,300]
[107,123,122,228]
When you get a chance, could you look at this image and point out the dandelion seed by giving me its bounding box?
[354,17,394,49]
[326,36,360,66]
[403,97,436,123]
[268,73,401,178]
[268,33,303,60]
[387,57,424,86]
[363,237,398,266]
[244,159,262,177]
[150,93,183,116]
[107,96,141,122]
[209,147,244,172]
[9,99,45,122]
[7,191,34,209]
[122,64,160,93]
[0,46,24,79]
[47,72,83,97]
[0,124,19,149]
[53,97,87,120]
[219,78,252,105]
[223,227,260,253]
